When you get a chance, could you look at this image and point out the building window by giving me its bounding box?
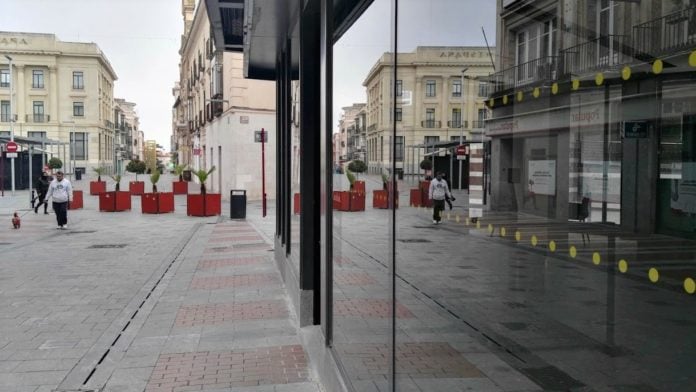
[452,79,462,97]
[424,135,440,153]
[425,80,436,97]
[424,108,436,128]
[0,69,9,88]
[395,108,402,122]
[1,100,9,122]
[33,101,45,122]
[0,131,9,138]
[451,108,462,127]
[73,71,84,89]
[70,132,88,160]
[478,108,488,122]
[394,136,404,162]
[395,80,403,97]
[28,131,46,140]
[32,70,44,89]
[478,81,488,97]
[516,18,557,66]
[73,102,85,117]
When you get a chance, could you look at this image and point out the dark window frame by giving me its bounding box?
[32,70,44,89]
[0,69,9,88]
[425,80,436,97]
[73,102,85,117]
[73,71,84,90]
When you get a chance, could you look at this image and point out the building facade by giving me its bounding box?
[0,32,117,174]
[338,103,366,165]
[363,47,494,178]
[486,0,696,239]
[207,0,696,391]
[174,0,277,200]
[113,98,141,173]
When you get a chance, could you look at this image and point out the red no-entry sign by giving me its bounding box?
[6,141,18,153]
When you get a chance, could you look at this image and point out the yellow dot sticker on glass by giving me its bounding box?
[621,66,631,80]
[618,259,628,273]
[476,220,481,229]
[446,213,451,220]
[488,224,493,233]
[572,79,580,90]
[549,240,556,252]
[489,98,495,107]
[684,278,695,294]
[531,235,538,246]
[595,72,604,86]
[515,231,521,241]
[649,268,659,283]
[690,51,696,67]
[652,59,663,74]
[503,95,509,105]
[517,91,523,102]
[455,215,460,223]
[533,87,540,98]
[551,83,559,95]
[592,252,601,265]
[500,227,506,237]
[569,245,577,258]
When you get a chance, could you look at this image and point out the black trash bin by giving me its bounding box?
[75,170,82,181]
[230,189,247,219]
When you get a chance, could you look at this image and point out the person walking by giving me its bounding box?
[34,171,51,214]
[429,172,451,224]
[441,172,456,210]
[44,170,73,229]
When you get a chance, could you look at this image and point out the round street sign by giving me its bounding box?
[6,141,18,153]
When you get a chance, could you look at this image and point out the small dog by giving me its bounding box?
[12,212,21,229]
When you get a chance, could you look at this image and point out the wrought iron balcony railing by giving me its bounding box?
[633,6,696,59]
[447,120,467,128]
[421,120,441,128]
[471,120,486,129]
[561,35,631,75]
[26,114,50,123]
[489,56,558,94]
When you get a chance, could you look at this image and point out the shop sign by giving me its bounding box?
[193,148,201,156]
[486,108,568,136]
[622,121,650,138]
[528,160,556,196]
[569,103,604,128]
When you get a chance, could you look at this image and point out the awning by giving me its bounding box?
[0,135,66,146]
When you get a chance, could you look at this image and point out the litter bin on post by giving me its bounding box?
[230,190,247,219]
[75,170,82,181]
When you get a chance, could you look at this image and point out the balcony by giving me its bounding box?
[421,120,441,128]
[489,56,558,94]
[367,124,377,132]
[0,114,13,122]
[561,35,631,75]
[447,120,467,128]
[633,7,696,59]
[471,120,486,129]
[26,114,50,123]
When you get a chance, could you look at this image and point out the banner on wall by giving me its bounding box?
[528,160,556,196]
[671,162,696,214]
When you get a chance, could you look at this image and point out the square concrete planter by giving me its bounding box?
[129,181,145,196]
[68,190,83,210]
[99,191,131,212]
[142,192,175,214]
[172,181,188,195]
[89,181,106,195]
[187,194,221,216]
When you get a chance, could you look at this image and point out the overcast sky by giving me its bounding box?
[334,0,497,129]
[1,0,182,150]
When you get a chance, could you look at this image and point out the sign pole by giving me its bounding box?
[6,55,15,196]
[261,128,266,217]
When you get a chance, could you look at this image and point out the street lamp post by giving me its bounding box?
[459,68,469,190]
[5,55,15,196]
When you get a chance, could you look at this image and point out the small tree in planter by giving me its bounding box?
[90,166,107,195]
[99,174,131,212]
[335,169,364,212]
[48,157,63,171]
[172,164,188,194]
[187,166,220,216]
[142,170,174,214]
[126,160,147,195]
[347,160,367,194]
[420,159,433,179]
[418,159,434,208]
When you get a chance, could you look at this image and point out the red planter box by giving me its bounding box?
[418,181,433,207]
[172,181,188,195]
[141,192,175,214]
[294,193,301,215]
[99,191,132,212]
[187,194,222,216]
[333,191,365,211]
[129,181,145,195]
[373,190,398,209]
[353,181,366,195]
[68,190,83,210]
[90,181,106,195]
[410,188,422,207]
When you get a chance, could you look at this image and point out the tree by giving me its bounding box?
[345,168,356,190]
[48,157,63,170]
[110,174,122,191]
[92,167,105,182]
[150,170,161,193]
[347,160,367,179]
[193,166,216,195]
[126,159,147,181]
[174,164,187,181]
[420,159,433,178]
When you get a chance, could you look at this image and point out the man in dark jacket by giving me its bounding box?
[34,172,50,214]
